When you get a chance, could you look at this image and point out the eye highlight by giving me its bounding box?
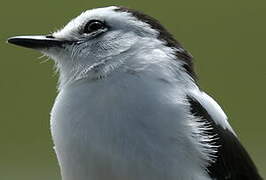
[83,20,106,34]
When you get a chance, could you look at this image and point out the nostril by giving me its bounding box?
[46,34,55,38]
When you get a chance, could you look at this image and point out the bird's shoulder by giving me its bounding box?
[186,90,262,180]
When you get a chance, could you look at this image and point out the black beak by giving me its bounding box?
[7,35,66,49]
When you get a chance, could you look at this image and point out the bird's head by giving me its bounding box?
[8,6,195,88]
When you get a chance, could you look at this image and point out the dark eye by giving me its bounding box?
[83,20,105,34]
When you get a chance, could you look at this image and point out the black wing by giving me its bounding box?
[187,95,263,180]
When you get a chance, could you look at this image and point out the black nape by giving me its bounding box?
[115,7,197,82]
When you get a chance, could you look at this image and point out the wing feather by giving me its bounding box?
[187,93,262,180]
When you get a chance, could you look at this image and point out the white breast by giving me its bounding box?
[50,71,212,180]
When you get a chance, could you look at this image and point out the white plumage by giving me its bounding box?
[8,6,262,180]
[49,7,221,179]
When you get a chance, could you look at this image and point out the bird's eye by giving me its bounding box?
[83,20,105,34]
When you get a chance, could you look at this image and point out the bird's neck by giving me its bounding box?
[55,38,196,91]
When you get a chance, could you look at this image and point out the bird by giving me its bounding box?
[7,6,262,180]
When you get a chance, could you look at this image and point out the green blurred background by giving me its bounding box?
[1,0,265,179]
